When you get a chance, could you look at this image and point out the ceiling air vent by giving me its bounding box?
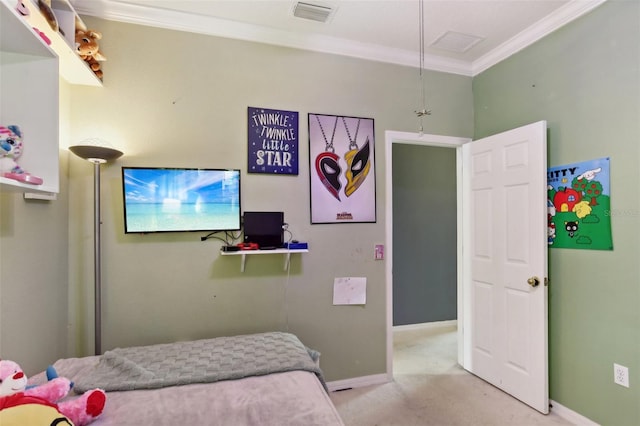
[431,31,484,53]
[293,2,333,23]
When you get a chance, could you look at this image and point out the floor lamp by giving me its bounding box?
[70,141,123,355]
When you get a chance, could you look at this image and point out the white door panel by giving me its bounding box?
[462,121,548,413]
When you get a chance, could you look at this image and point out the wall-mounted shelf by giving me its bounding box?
[28,0,102,86]
[2,0,102,86]
[220,249,309,272]
[1,0,60,194]
[0,0,104,195]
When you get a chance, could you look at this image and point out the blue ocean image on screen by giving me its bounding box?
[123,168,240,232]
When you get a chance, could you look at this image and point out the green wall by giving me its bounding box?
[3,3,635,423]
[64,17,472,382]
[473,1,640,424]
[0,152,70,375]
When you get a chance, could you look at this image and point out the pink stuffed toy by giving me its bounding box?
[0,125,43,185]
[0,359,106,425]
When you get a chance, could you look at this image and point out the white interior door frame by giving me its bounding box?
[384,130,471,378]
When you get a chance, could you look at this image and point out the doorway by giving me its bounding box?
[391,143,457,326]
[384,130,470,377]
[385,124,549,413]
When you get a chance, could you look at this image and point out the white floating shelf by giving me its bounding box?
[4,0,103,86]
[1,0,60,194]
[220,248,309,272]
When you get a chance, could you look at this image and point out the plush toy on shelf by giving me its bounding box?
[75,29,106,80]
[15,0,29,16]
[0,359,106,426]
[0,125,43,185]
[37,0,58,32]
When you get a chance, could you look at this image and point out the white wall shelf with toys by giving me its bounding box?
[20,0,103,86]
[220,249,309,272]
[1,0,60,194]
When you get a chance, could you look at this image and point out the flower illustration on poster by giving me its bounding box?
[308,113,376,224]
[248,107,298,175]
[547,157,612,250]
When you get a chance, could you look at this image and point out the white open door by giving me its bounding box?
[462,121,549,413]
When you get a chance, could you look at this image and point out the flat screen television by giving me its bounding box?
[122,167,241,233]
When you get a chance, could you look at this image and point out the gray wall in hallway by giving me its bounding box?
[392,144,457,326]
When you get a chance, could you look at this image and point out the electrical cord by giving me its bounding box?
[205,219,296,331]
[200,233,227,243]
[283,235,292,333]
[283,223,293,246]
[200,230,242,245]
[281,222,293,332]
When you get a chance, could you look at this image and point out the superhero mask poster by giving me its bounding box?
[547,157,612,250]
[308,113,376,224]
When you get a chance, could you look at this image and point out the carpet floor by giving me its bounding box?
[330,323,574,426]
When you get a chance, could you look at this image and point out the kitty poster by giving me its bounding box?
[547,157,612,250]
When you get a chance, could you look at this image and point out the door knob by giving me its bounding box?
[527,276,540,287]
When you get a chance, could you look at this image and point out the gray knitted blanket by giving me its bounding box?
[74,332,325,393]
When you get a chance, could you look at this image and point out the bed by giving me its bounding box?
[30,332,344,425]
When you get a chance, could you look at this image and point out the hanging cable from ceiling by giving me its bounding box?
[415,0,431,135]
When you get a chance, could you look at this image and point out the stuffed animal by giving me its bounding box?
[0,392,73,425]
[26,365,70,391]
[75,29,106,80]
[0,125,43,185]
[15,0,29,16]
[0,359,106,426]
[37,0,58,32]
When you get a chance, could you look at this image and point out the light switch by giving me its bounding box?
[374,244,384,260]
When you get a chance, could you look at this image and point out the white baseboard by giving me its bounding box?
[327,373,389,392]
[550,399,600,425]
[393,319,457,332]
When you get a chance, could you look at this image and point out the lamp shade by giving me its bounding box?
[70,145,123,163]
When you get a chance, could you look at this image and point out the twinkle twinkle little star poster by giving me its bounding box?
[248,107,299,175]
[547,157,612,250]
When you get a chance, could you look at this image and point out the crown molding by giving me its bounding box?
[72,0,475,76]
[73,0,606,78]
[471,0,607,75]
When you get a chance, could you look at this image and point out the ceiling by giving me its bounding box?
[70,0,606,76]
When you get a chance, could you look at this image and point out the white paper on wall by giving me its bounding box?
[333,277,367,305]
